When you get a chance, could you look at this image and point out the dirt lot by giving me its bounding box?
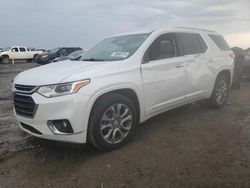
[0,63,250,188]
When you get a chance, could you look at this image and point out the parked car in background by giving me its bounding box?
[53,49,85,62]
[0,46,43,64]
[34,47,82,65]
[27,48,47,52]
[36,49,47,52]
[0,48,3,52]
[231,47,245,89]
[13,27,234,151]
[243,48,250,78]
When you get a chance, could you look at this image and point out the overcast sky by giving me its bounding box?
[0,0,249,49]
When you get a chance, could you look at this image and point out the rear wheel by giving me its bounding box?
[88,94,137,151]
[209,74,230,108]
[2,56,10,64]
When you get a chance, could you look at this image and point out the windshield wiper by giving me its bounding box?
[81,58,105,61]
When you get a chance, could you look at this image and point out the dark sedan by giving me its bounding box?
[53,50,85,62]
[243,48,250,78]
[34,47,82,65]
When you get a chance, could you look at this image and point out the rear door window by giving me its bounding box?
[19,47,26,52]
[176,33,208,56]
[208,34,230,51]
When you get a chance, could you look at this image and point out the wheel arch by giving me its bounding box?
[208,69,232,99]
[88,88,141,125]
[208,69,231,107]
[217,69,232,86]
[33,54,39,59]
[1,54,9,59]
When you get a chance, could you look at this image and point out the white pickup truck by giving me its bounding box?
[0,46,43,64]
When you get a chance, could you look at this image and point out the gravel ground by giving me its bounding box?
[0,63,250,188]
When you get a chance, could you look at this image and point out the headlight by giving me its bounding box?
[37,79,90,98]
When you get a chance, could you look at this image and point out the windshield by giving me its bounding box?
[2,47,11,52]
[68,50,84,58]
[80,33,150,61]
[48,48,60,54]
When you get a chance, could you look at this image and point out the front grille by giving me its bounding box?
[13,94,37,118]
[20,122,42,135]
[15,84,37,93]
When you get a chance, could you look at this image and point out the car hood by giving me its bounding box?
[14,60,118,86]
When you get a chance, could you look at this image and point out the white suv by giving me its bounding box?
[13,27,234,151]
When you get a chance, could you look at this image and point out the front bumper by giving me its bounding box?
[14,92,90,143]
[35,56,52,65]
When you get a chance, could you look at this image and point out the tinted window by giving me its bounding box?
[12,47,19,52]
[66,48,80,54]
[208,34,230,51]
[59,49,67,56]
[176,33,207,56]
[19,47,26,52]
[68,50,84,58]
[48,48,60,54]
[146,33,177,61]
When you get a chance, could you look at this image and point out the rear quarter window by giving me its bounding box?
[208,34,230,51]
[176,33,208,56]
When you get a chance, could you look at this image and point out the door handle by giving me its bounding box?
[175,64,185,68]
[208,58,214,62]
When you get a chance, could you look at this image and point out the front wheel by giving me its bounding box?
[33,54,38,61]
[209,74,230,108]
[1,56,10,64]
[88,94,137,151]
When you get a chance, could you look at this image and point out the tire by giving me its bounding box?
[88,94,137,151]
[33,54,38,61]
[209,74,230,108]
[1,56,10,64]
[33,55,40,63]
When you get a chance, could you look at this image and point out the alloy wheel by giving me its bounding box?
[215,79,228,105]
[100,103,132,144]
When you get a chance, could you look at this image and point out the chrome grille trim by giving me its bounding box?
[14,84,38,94]
[13,94,38,118]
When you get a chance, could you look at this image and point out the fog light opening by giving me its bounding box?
[47,120,74,135]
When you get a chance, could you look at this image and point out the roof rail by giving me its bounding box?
[175,27,217,33]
